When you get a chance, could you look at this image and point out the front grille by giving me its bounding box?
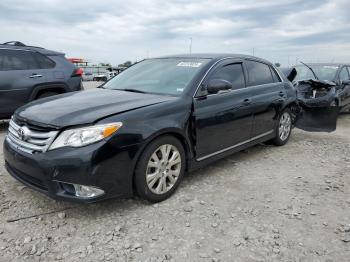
[7,118,58,154]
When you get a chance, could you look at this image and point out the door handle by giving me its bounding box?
[279,91,286,97]
[243,98,251,105]
[29,74,43,78]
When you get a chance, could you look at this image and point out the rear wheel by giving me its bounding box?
[134,136,185,202]
[36,91,59,99]
[272,109,292,146]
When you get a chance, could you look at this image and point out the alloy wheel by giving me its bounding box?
[279,112,291,141]
[146,144,182,194]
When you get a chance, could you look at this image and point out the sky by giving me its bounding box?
[0,0,349,66]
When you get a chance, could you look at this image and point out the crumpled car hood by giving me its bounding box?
[296,79,337,107]
[294,79,339,132]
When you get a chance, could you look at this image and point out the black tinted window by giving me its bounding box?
[0,49,38,71]
[246,60,274,86]
[33,53,55,69]
[209,63,245,90]
[270,66,281,82]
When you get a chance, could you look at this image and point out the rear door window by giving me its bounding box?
[0,49,38,71]
[209,63,245,90]
[246,60,274,86]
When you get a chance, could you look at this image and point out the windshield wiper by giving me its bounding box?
[300,61,319,80]
[117,88,146,93]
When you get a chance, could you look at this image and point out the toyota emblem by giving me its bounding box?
[18,127,28,141]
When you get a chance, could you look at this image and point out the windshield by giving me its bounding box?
[294,65,339,81]
[103,58,210,95]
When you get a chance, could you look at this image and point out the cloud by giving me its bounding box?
[0,0,349,66]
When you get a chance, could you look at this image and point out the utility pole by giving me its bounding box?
[252,48,255,56]
[189,37,192,55]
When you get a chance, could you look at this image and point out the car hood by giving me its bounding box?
[15,89,177,128]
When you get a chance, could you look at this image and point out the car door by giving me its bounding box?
[0,49,50,118]
[193,59,254,160]
[244,60,285,138]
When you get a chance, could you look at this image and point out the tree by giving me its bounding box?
[99,63,111,67]
[118,61,133,68]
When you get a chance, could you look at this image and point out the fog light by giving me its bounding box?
[73,184,104,198]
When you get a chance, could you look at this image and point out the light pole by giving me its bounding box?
[189,37,192,55]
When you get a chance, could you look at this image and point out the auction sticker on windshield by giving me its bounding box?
[177,62,202,67]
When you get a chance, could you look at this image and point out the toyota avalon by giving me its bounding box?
[4,54,298,202]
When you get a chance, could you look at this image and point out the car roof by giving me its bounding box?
[153,53,274,65]
[0,42,64,56]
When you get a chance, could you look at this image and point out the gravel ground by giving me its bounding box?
[0,83,349,261]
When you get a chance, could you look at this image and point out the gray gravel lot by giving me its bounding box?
[0,82,349,261]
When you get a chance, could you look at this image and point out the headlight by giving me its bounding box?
[49,122,122,150]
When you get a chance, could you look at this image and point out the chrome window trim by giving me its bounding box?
[196,130,274,161]
[271,64,285,83]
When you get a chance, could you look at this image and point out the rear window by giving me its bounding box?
[0,49,55,71]
[246,60,274,86]
[33,53,55,69]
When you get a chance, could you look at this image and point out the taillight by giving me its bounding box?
[72,68,83,77]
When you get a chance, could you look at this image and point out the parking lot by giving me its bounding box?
[0,82,349,261]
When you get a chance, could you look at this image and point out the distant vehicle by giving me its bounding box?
[82,72,94,81]
[283,63,350,131]
[4,54,305,203]
[93,73,108,82]
[0,41,83,119]
[93,72,117,82]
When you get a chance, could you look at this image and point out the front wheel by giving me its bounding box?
[272,109,292,146]
[134,136,185,202]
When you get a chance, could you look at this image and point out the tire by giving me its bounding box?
[36,91,59,99]
[134,136,186,203]
[272,109,292,146]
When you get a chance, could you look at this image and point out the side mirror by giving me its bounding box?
[206,79,233,94]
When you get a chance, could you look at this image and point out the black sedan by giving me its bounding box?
[4,54,297,203]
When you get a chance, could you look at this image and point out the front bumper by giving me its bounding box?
[3,136,140,203]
